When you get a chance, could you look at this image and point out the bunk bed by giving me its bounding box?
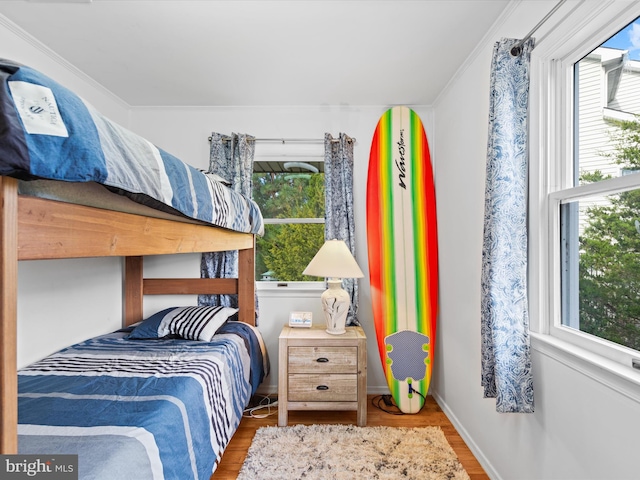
[0,58,266,478]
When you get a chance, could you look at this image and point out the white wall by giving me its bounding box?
[130,105,434,394]
[433,1,640,479]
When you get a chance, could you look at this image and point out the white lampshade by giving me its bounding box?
[303,239,364,279]
[303,240,363,335]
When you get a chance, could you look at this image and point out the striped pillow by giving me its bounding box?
[158,306,238,341]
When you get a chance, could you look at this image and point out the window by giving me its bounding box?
[561,17,640,352]
[531,2,640,382]
[252,141,325,283]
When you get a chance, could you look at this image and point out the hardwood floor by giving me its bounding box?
[213,394,489,479]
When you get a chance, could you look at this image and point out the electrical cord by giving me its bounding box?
[243,395,278,418]
[371,386,427,415]
[371,394,404,415]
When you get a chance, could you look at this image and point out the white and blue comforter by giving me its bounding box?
[0,58,263,235]
[18,323,268,479]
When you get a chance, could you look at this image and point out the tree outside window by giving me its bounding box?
[576,119,640,350]
[252,160,325,282]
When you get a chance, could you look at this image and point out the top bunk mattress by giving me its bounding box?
[0,58,263,235]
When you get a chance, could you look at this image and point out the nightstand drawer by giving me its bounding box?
[288,346,358,374]
[288,374,358,402]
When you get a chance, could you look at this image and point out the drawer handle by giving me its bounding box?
[316,357,329,363]
[316,385,329,391]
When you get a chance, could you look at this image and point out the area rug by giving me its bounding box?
[237,424,470,480]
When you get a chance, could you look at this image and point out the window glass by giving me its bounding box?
[560,189,640,351]
[562,16,640,353]
[575,16,640,186]
[252,150,325,282]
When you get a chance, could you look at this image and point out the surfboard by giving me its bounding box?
[366,106,438,414]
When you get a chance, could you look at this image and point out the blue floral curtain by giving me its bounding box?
[480,38,535,413]
[199,132,256,312]
[324,133,360,326]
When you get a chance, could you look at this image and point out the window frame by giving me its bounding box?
[529,0,640,397]
[252,143,327,285]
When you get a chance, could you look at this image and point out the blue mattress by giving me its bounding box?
[0,58,263,235]
[18,322,268,479]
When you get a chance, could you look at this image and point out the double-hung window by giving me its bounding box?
[531,2,640,389]
[252,141,325,283]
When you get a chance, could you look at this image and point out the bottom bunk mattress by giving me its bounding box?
[17,321,268,480]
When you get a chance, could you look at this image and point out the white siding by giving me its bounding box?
[578,55,619,181]
[609,62,640,113]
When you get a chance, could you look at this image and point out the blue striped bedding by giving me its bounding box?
[0,58,263,235]
[17,322,268,479]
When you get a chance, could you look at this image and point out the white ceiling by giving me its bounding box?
[0,0,511,107]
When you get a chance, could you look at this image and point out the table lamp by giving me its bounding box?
[303,239,364,334]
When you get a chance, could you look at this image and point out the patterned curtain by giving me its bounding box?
[324,133,360,326]
[480,38,535,413]
[199,132,255,311]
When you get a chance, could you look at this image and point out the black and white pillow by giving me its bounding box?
[126,306,238,341]
[159,306,238,341]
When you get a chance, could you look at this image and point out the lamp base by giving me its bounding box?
[321,279,350,335]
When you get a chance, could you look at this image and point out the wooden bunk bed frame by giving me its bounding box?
[0,176,257,454]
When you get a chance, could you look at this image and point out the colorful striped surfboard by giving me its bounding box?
[366,106,438,414]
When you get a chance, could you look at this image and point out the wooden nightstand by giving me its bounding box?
[278,324,367,426]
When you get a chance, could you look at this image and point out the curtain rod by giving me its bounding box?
[207,136,355,143]
[510,0,567,56]
[253,138,325,143]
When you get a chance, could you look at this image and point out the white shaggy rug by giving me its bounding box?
[237,424,470,480]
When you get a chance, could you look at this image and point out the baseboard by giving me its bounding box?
[431,391,500,480]
[256,385,277,396]
[366,386,392,395]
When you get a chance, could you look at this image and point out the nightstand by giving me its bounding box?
[278,324,367,426]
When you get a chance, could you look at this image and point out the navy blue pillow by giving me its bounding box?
[125,307,174,339]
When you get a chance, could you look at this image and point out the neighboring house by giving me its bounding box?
[576,47,640,233]
[579,47,640,180]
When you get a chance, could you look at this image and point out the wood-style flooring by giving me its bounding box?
[213,394,489,479]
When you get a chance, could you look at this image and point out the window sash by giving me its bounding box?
[252,150,326,282]
[529,0,640,388]
[549,178,640,367]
